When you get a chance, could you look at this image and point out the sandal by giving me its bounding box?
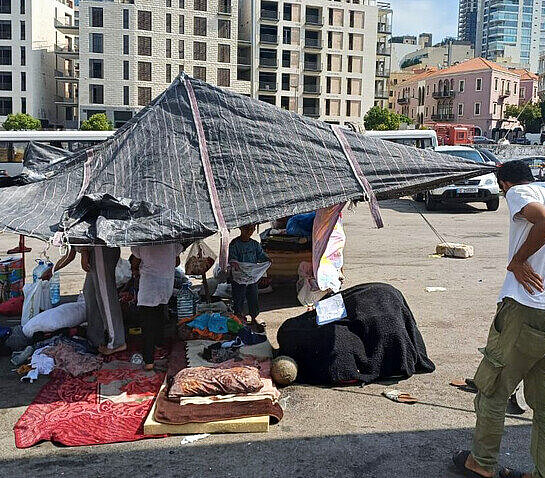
[452,450,494,478]
[98,344,127,356]
[382,389,418,404]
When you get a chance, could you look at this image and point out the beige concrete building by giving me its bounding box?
[78,0,250,126]
[399,40,474,71]
[245,0,391,126]
[0,0,75,127]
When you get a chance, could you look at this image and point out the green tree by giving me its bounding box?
[505,102,543,133]
[2,113,41,131]
[80,113,113,131]
[364,106,413,131]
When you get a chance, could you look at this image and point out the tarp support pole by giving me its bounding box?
[331,125,384,229]
[184,77,230,270]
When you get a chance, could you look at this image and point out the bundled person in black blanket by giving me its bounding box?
[229,224,270,333]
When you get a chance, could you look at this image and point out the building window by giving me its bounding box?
[493,102,497,115]
[90,84,104,104]
[167,0,172,6]
[193,66,206,81]
[138,36,152,56]
[21,97,26,114]
[514,82,518,95]
[89,59,104,79]
[218,44,230,63]
[20,72,25,91]
[166,13,172,33]
[0,21,11,40]
[282,50,290,67]
[218,19,230,39]
[179,0,184,7]
[282,73,289,91]
[0,47,11,65]
[179,15,184,34]
[91,33,104,53]
[123,86,130,105]
[179,64,184,74]
[138,11,152,31]
[20,21,25,40]
[166,63,172,83]
[458,103,463,116]
[123,9,129,29]
[0,97,12,115]
[166,38,172,58]
[90,7,103,27]
[193,41,206,61]
[178,39,184,59]
[123,35,130,54]
[20,46,25,65]
[283,3,292,21]
[194,17,206,36]
[474,102,481,115]
[459,80,465,93]
[217,68,230,87]
[138,61,152,81]
[0,72,11,91]
[494,78,498,91]
[0,0,10,14]
[20,0,25,15]
[194,0,207,11]
[138,87,152,106]
[123,60,129,80]
[476,78,482,91]
[283,27,291,44]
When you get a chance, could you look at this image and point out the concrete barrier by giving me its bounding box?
[484,145,545,161]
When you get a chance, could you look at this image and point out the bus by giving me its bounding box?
[0,130,114,177]
[363,129,438,149]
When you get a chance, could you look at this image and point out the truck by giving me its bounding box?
[426,123,475,146]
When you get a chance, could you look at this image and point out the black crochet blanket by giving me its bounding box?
[277,283,435,384]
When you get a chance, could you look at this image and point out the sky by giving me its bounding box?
[388,0,459,43]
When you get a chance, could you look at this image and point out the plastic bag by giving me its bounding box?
[21,279,52,326]
[115,258,132,288]
[231,262,271,285]
[23,295,86,338]
[315,294,347,326]
[185,241,217,276]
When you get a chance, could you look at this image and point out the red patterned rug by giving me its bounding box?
[14,354,166,448]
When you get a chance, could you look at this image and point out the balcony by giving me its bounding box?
[55,44,79,59]
[218,0,232,14]
[376,68,390,78]
[260,33,278,44]
[259,81,277,92]
[498,89,511,100]
[259,56,277,68]
[431,113,455,121]
[304,61,321,72]
[305,15,323,27]
[55,69,79,82]
[304,37,322,49]
[303,83,320,94]
[397,97,409,105]
[54,95,78,107]
[303,106,320,117]
[432,90,455,99]
[54,18,78,35]
[376,46,391,56]
[260,9,278,21]
[377,22,392,34]
[375,91,389,100]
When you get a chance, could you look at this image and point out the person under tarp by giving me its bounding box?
[277,283,436,385]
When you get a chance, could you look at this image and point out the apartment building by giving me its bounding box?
[0,0,75,126]
[392,57,521,138]
[398,39,474,71]
[78,0,250,127]
[244,0,391,125]
[458,0,478,46]
[476,0,544,71]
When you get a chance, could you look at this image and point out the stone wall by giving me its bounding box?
[484,145,545,161]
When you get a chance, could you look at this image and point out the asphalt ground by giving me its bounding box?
[0,197,535,478]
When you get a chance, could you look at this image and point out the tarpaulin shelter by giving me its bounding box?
[0,74,494,253]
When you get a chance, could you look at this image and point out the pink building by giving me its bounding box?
[510,69,539,106]
[393,58,522,139]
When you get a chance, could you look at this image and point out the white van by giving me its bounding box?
[364,129,438,149]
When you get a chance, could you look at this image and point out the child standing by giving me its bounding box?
[229,224,270,332]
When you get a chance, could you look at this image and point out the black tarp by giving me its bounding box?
[0,74,494,245]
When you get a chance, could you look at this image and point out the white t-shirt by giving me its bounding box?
[498,182,545,309]
[131,242,185,307]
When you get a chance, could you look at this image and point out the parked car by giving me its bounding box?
[520,157,545,180]
[512,137,531,145]
[0,170,7,177]
[475,148,502,165]
[425,146,500,211]
[474,136,496,145]
[526,133,542,145]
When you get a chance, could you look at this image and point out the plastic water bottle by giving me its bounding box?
[49,271,61,305]
[32,260,45,283]
[177,282,196,319]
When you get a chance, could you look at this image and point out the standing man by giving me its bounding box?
[454,160,545,478]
